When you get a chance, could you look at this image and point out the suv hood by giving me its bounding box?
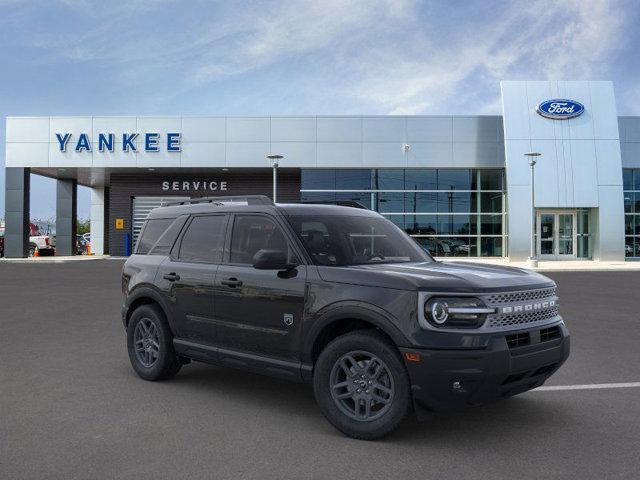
[317,260,554,292]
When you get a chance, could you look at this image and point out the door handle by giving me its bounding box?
[221,277,243,288]
[163,272,180,282]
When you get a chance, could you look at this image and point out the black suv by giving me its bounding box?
[122,196,570,439]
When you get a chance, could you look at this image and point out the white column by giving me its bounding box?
[90,188,105,255]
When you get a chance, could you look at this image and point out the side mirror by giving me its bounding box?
[252,249,297,270]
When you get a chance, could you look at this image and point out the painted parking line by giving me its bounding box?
[533,382,640,392]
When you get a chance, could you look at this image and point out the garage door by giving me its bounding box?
[132,196,189,248]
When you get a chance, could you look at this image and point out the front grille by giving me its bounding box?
[488,306,559,329]
[485,287,557,306]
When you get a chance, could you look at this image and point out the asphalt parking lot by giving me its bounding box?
[1,260,639,480]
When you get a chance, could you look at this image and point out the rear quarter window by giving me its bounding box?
[136,218,175,255]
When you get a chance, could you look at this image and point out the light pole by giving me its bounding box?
[267,154,283,203]
[525,152,541,268]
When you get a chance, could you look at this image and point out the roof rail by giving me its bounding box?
[300,200,369,210]
[164,195,274,207]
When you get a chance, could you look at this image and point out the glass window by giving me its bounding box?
[302,191,336,203]
[374,170,404,190]
[301,169,335,190]
[149,215,188,255]
[383,215,406,230]
[376,192,404,213]
[636,170,640,190]
[480,214,502,235]
[480,237,503,257]
[438,215,476,235]
[336,192,371,208]
[404,215,438,235]
[438,169,472,190]
[623,169,634,191]
[438,192,473,213]
[287,214,432,266]
[178,215,227,263]
[405,169,437,190]
[480,169,503,190]
[480,192,503,213]
[625,215,635,236]
[136,218,174,255]
[406,192,438,213]
[230,215,292,265]
[336,169,372,190]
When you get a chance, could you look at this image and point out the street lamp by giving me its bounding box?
[267,154,283,203]
[525,152,541,268]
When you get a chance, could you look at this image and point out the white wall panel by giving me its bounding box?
[226,142,270,167]
[181,117,226,142]
[269,142,316,167]
[406,117,452,142]
[49,117,93,143]
[316,142,362,167]
[226,117,269,142]
[317,117,362,142]
[407,142,452,167]
[270,117,316,142]
[5,143,49,167]
[362,117,405,142]
[6,117,50,142]
[362,142,405,167]
[180,142,225,167]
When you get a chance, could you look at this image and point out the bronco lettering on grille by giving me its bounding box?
[500,300,556,315]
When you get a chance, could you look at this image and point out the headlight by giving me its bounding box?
[423,297,494,329]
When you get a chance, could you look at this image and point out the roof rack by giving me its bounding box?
[300,200,369,210]
[164,195,274,207]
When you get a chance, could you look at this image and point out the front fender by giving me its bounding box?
[302,300,411,365]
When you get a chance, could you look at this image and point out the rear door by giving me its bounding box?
[157,214,229,345]
[213,214,307,362]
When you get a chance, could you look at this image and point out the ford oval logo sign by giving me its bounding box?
[536,99,584,120]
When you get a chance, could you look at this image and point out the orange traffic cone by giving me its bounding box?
[33,247,39,257]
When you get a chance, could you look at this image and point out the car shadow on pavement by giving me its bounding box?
[131,361,576,442]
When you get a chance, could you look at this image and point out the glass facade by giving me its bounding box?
[301,169,507,257]
[624,169,640,258]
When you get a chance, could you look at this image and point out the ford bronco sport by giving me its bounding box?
[121,195,570,440]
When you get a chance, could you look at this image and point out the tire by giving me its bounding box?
[127,304,181,381]
[313,330,411,440]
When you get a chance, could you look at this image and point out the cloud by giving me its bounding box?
[6,0,633,114]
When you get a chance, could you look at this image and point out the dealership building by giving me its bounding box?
[3,80,640,261]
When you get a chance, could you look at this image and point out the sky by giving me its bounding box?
[1,0,639,220]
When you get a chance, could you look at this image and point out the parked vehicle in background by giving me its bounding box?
[121,196,570,440]
[76,235,88,255]
[29,223,55,256]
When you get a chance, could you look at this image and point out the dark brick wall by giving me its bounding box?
[108,168,301,256]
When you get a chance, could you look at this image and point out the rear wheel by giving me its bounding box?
[127,304,181,381]
[313,330,411,440]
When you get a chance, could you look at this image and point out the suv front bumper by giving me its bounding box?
[400,321,570,416]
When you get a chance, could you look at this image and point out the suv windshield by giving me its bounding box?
[286,214,432,266]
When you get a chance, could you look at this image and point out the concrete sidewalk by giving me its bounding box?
[442,257,640,271]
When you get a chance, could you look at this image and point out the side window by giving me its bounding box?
[178,215,227,263]
[229,215,294,264]
[148,215,188,255]
[136,218,173,254]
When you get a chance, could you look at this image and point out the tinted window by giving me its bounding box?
[438,169,471,190]
[287,215,432,266]
[136,218,173,254]
[178,215,227,263]
[230,215,293,264]
[148,215,188,255]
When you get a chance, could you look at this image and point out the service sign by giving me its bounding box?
[536,99,584,120]
[55,132,181,153]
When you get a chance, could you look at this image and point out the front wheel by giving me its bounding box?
[313,330,411,440]
[127,304,181,381]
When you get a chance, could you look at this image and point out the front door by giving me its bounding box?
[537,211,577,260]
[213,214,307,363]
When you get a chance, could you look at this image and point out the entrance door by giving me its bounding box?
[537,211,577,260]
